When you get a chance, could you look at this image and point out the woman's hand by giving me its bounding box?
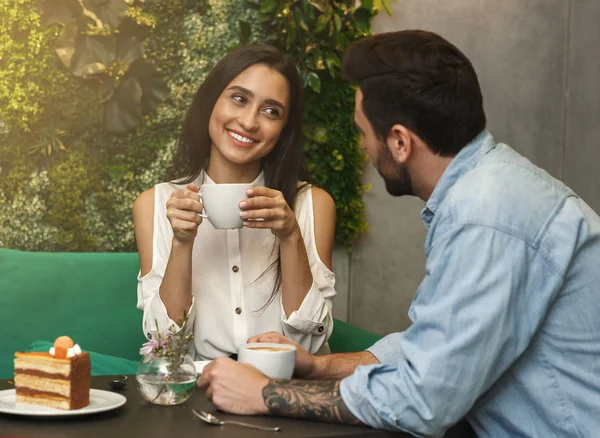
[166,183,204,243]
[239,186,300,240]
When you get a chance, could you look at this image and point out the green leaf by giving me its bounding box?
[382,0,393,15]
[259,0,277,13]
[293,9,309,33]
[299,18,309,33]
[305,1,316,24]
[58,25,115,77]
[82,0,129,29]
[57,24,114,76]
[104,76,143,133]
[55,22,79,70]
[126,59,168,114]
[302,0,309,15]
[116,35,143,68]
[316,14,328,33]
[374,0,397,15]
[305,43,317,54]
[101,77,116,103]
[314,53,325,70]
[323,4,333,21]
[37,0,83,25]
[306,72,321,94]
[360,0,374,11]
[286,21,297,49]
[70,34,116,76]
[353,6,373,22]
[307,0,326,12]
[239,20,252,45]
[313,126,328,144]
[334,13,342,33]
[325,53,341,78]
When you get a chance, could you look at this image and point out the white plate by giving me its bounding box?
[0,389,126,417]
[194,360,211,375]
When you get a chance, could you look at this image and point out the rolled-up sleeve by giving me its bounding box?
[367,332,405,366]
[340,225,564,437]
[136,270,195,339]
[279,262,335,354]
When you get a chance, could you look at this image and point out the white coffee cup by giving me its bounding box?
[237,342,296,379]
[199,183,251,229]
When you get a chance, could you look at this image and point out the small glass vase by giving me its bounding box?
[136,354,197,405]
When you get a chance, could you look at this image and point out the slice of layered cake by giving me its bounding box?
[14,336,91,410]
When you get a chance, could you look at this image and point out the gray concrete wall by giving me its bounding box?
[332,0,600,334]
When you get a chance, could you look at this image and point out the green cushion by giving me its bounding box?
[329,318,382,353]
[0,248,146,379]
[0,248,382,379]
[23,340,138,376]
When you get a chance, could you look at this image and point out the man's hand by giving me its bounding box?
[197,357,269,415]
[248,332,315,378]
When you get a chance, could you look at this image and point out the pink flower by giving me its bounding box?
[139,338,163,357]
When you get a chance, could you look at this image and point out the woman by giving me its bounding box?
[133,44,337,360]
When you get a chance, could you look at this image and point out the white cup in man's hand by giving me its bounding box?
[237,343,296,379]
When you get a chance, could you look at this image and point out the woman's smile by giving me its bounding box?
[227,129,259,148]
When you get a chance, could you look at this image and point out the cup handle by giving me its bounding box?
[197,193,208,219]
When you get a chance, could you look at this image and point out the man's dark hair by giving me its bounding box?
[343,30,486,156]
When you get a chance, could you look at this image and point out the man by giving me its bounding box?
[197,30,600,438]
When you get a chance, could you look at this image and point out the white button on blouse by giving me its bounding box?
[136,172,336,359]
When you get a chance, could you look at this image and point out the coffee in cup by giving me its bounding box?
[237,342,296,379]
[199,183,251,229]
[247,347,290,352]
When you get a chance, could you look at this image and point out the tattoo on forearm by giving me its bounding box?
[262,379,361,425]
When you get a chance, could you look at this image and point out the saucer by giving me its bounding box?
[194,360,210,375]
[0,389,126,417]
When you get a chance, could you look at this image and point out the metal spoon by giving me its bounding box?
[192,409,281,432]
[108,375,128,390]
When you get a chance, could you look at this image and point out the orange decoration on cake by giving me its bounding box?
[54,336,74,349]
[53,336,74,359]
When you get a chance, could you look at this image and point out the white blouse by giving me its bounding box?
[136,172,336,359]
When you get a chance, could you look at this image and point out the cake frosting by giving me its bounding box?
[14,336,91,410]
[49,344,82,358]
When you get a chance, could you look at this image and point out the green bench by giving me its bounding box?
[0,248,381,379]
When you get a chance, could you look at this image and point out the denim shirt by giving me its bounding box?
[340,131,600,438]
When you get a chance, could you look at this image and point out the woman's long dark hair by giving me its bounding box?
[170,44,308,311]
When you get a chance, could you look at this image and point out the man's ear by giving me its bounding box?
[385,124,412,164]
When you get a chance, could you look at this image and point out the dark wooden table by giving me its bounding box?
[0,376,401,438]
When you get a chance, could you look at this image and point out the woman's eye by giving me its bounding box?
[264,107,281,117]
[232,94,246,104]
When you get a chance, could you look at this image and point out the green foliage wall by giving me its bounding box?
[0,0,380,251]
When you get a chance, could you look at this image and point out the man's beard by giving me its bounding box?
[375,143,414,197]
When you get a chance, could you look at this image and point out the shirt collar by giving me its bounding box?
[421,130,496,228]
